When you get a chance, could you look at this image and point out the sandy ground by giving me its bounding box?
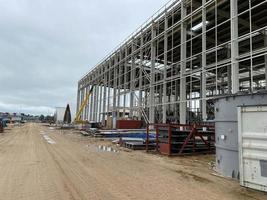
[0,123,266,200]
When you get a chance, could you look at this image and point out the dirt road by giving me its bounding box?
[0,123,266,200]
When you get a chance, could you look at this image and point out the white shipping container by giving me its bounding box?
[238,105,267,192]
[54,107,65,124]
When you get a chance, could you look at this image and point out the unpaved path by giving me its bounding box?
[0,123,266,200]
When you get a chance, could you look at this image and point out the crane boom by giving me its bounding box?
[75,85,95,123]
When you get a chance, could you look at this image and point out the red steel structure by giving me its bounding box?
[146,123,215,156]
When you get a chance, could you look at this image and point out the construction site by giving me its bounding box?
[0,0,267,199]
[77,0,267,125]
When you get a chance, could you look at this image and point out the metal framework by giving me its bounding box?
[77,0,267,128]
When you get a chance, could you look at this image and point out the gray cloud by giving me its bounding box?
[0,0,167,115]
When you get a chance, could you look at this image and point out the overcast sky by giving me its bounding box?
[0,0,167,115]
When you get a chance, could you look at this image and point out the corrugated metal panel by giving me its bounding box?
[214,92,267,179]
[238,105,267,192]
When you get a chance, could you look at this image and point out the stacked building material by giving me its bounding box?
[117,137,156,150]
[91,129,150,138]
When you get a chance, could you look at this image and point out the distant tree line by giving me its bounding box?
[39,115,55,123]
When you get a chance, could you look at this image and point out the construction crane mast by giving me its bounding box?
[75,85,95,124]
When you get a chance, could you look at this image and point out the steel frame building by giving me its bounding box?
[77,0,267,128]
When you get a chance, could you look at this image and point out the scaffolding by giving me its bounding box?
[77,0,267,128]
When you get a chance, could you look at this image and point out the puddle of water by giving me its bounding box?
[43,134,56,144]
[97,145,118,153]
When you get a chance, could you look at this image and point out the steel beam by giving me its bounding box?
[227,48,232,94]
[117,52,122,120]
[95,84,99,122]
[93,79,97,121]
[85,86,89,120]
[102,69,107,125]
[89,84,94,121]
[123,48,127,118]
[130,43,135,118]
[202,0,207,121]
[107,60,111,121]
[180,0,187,124]
[163,14,168,124]
[112,55,118,129]
[138,32,144,120]
[99,83,103,122]
[149,24,156,124]
[230,0,239,93]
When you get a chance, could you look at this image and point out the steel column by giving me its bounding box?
[163,14,168,124]
[202,0,207,121]
[95,84,99,121]
[180,0,187,124]
[227,49,232,94]
[107,60,111,120]
[112,55,118,129]
[99,83,103,122]
[129,43,135,119]
[117,50,122,120]
[138,32,144,120]
[149,24,156,124]
[230,0,239,93]
[123,48,127,118]
[102,70,107,126]
[85,86,89,120]
[89,84,94,121]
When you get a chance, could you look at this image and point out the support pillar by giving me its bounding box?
[94,84,99,121]
[117,51,123,120]
[138,33,144,120]
[201,0,207,121]
[129,43,135,118]
[175,80,179,122]
[93,81,97,121]
[85,86,89,121]
[99,84,103,122]
[163,14,168,124]
[180,0,187,124]
[230,0,239,93]
[89,84,94,122]
[102,71,107,126]
[107,61,111,121]
[227,48,232,94]
[123,48,127,119]
[149,24,156,124]
[112,56,118,129]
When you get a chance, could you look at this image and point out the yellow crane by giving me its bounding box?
[75,85,95,124]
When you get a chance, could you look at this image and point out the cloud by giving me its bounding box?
[0,101,55,115]
[0,0,168,115]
